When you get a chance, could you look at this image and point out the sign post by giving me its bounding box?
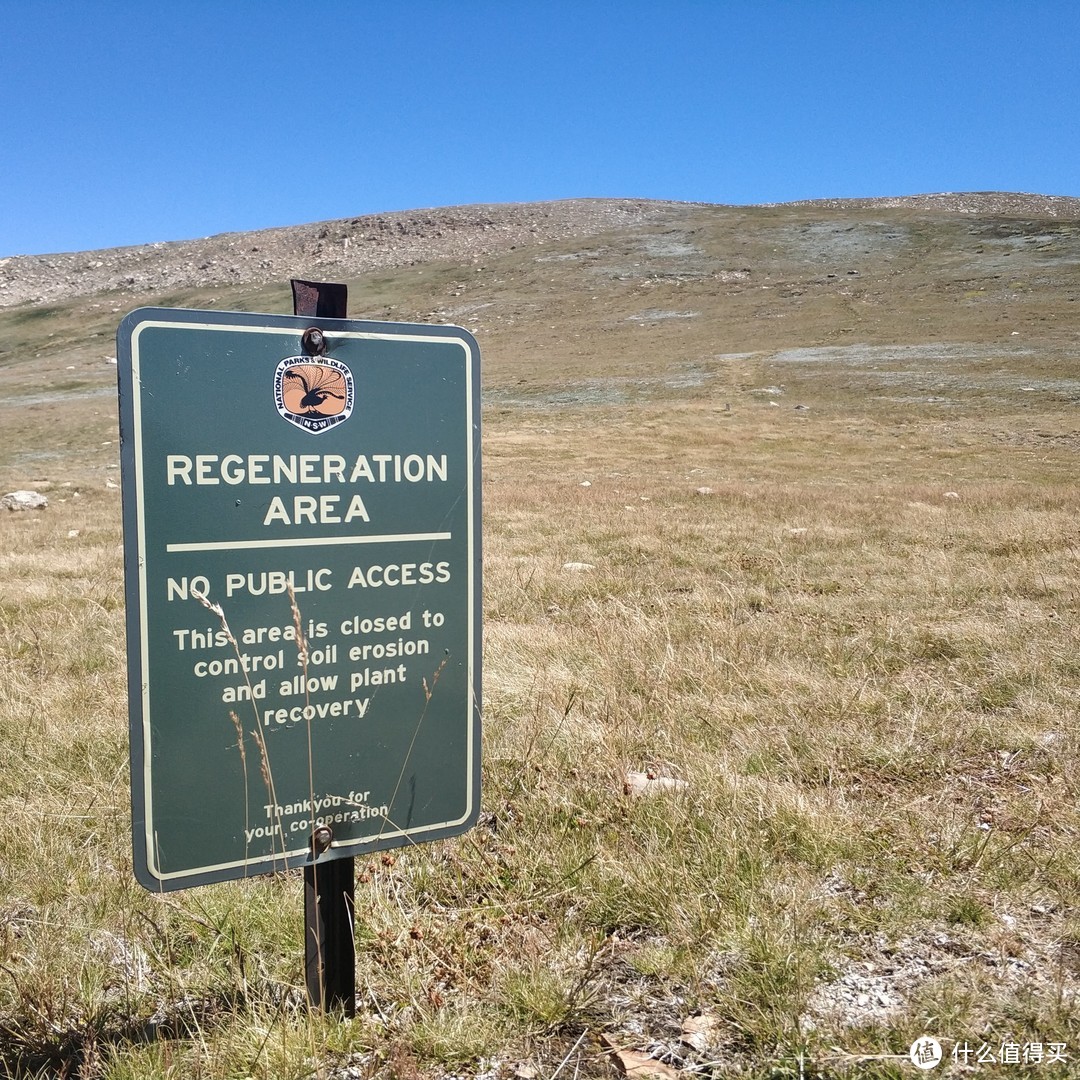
[117,292,482,1007]
[292,279,355,1013]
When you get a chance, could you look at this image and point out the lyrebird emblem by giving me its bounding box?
[274,356,355,434]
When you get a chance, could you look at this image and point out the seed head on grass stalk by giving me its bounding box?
[286,583,316,840]
[191,587,285,866]
[229,709,249,859]
[379,656,448,842]
[285,582,334,1015]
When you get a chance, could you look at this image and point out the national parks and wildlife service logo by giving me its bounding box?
[274,355,354,434]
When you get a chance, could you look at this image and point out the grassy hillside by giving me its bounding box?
[1,199,1079,1078]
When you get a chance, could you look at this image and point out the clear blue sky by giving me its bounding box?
[2,1,1078,257]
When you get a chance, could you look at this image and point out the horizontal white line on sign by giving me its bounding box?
[166,532,452,553]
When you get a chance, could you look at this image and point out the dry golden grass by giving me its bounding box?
[2,200,1080,1077]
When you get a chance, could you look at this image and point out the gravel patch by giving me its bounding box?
[766,342,1036,365]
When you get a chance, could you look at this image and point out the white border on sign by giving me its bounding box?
[129,318,478,884]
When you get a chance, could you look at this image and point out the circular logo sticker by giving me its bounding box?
[274,356,354,434]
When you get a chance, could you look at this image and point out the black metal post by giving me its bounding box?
[292,278,356,1015]
[304,832,355,1013]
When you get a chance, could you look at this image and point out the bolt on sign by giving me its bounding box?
[117,308,481,890]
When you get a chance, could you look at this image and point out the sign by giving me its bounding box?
[117,307,481,890]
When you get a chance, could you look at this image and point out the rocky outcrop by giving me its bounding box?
[0,199,681,308]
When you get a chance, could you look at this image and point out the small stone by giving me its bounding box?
[1,490,48,511]
[695,486,714,496]
[580,480,592,487]
[562,562,595,572]
[680,1014,719,1052]
[624,771,688,798]
[943,491,960,499]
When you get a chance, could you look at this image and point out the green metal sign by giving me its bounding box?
[117,308,481,891]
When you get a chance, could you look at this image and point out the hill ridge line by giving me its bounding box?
[2,192,1078,309]
[0,199,681,309]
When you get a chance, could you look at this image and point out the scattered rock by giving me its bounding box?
[0,199,676,309]
[600,1034,680,1080]
[626,309,699,322]
[624,771,688,798]
[562,561,595,572]
[580,480,592,487]
[943,491,960,499]
[694,487,714,496]
[680,1014,721,1052]
[1,490,48,511]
